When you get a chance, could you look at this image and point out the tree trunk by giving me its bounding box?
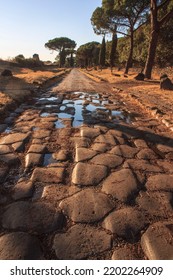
[110,31,117,72]
[124,31,134,74]
[144,29,159,79]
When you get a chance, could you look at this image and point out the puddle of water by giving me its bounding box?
[4,127,12,133]
[39,97,58,101]
[58,113,73,119]
[55,120,65,128]
[40,112,51,117]
[43,153,57,166]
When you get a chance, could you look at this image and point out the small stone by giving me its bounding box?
[112,245,141,260]
[134,139,148,148]
[53,224,111,259]
[25,153,43,169]
[41,185,80,202]
[59,189,114,223]
[53,150,69,161]
[28,144,47,153]
[31,167,65,183]
[136,191,173,217]
[33,130,51,139]
[12,142,24,152]
[80,127,100,138]
[0,132,30,145]
[102,169,138,202]
[91,143,110,153]
[94,133,116,146]
[157,144,173,154]
[75,148,97,162]
[137,148,158,160]
[2,201,64,233]
[72,162,107,186]
[141,222,173,259]
[102,207,148,240]
[157,161,173,173]
[146,174,173,191]
[12,180,34,200]
[123,159,162,173]
[0,145,11,154]
[90,154,123,169]
[0,232,43,260]
[109,145,138,158]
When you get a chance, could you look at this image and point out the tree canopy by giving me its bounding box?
[45,37,76,67]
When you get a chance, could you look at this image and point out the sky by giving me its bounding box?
[0,0,102,62]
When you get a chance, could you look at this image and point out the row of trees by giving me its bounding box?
[44,1,173,78]
[91,0,173,78]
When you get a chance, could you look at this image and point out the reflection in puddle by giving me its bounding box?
[43,153,57,166]
[40,112,51,117]
[55,120,65,128]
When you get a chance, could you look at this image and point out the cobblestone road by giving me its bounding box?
[0,69,173,260]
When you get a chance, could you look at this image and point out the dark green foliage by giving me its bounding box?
[45,37,76,67]
[76,42,100,67]
[99,36,106,67]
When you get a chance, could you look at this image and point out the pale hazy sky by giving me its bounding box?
[0,0,102,61]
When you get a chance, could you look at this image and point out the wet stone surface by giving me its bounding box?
[0,84,173,260]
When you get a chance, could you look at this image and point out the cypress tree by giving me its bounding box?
[99,36,106,68]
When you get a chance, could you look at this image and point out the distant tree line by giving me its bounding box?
[44,1,173,78]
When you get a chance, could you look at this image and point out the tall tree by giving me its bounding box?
[99,36,106,68]
[144,0,173,78]
[45,37,76,67]
[102,0,150,74]
[76,42,100,68]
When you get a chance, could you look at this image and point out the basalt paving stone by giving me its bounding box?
[0,153,20,166]
[2,201,64,233]
[109,145,139,158]
[102,207,148,240]
[102,169,138,203]
[141,221,173,260]
[59,189,114,223]
[0,232,44,260]
[71,136,91,148]
[53,224,112,260]
[123,159,162,173]
[31,167,65,184]
[91,143,110,153]
[72,162,107,186]
[112,245,141,260]
[25,153,44,169]
[94,133,116,146]
[157,144,173,154]
[0,124,7,133]
[134,139,148,148]
[80,127,100,139]
[41,185,80,202]
[136,191,173,218]
[137,148,159,160]
[27,144,47,154]
[90,154,123,169]
[75,148,97,162]
[0,145,11,154]
[157,160,173,173]
[53,150,69,161]
[0,132,30,145]
[33,130,51,139]
[12,180,34,200]
[12,142,24,152]
[146,174,173,191]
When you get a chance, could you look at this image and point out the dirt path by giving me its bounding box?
[0,71,173,260]
[52,68,112,93]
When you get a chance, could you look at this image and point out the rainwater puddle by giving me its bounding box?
[55,120,65,128]
[40,112,51,117]
[43,153,57,166]
[4,127,12,133]
[39,97,58,102]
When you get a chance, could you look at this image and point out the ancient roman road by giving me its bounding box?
[0,69,173,260]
